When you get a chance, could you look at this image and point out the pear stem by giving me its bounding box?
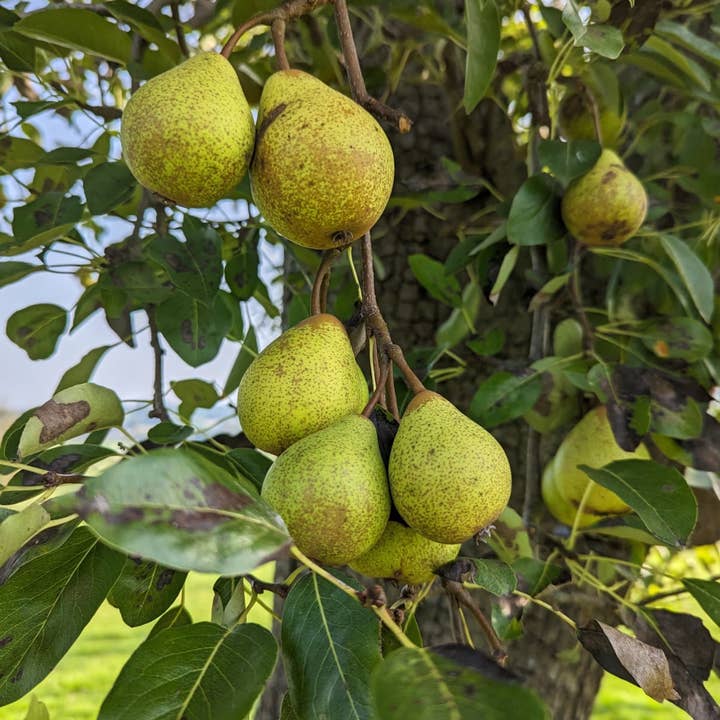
[221,12,274,59]
[271,18,290,70]
[333,0,413,133]
[385,361,400,422]
[360,232,426,396]
[170,2,189,58]
[362,357,390,418]
[578,81,604,146]
[310,249,341,315]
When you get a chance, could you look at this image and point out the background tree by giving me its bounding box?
[0,1,719,719]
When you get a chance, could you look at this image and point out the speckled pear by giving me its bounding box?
[18,383,124,458]
[350,521,460,585]
[543,406,650,523]
[121,52,255,207]
[261,415,390,565]
[541,463,603,529]
[250,70,395,250]
[561,149,647,247]
[389,391,511,544]
[237,314,367,455]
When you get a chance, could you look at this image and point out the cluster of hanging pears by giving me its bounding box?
[236,313,512,584]
[121,54,394,249]
[541,406,649,528]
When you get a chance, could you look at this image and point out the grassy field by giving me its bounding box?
[0,568,717,719]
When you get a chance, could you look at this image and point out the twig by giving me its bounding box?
[522,4,542,61]
[246,574,290,598]
[310,249,340,315]
[569,242,595,352]
[360,233,426,395]
[638,574,720,606]
[147,307,169,422]
[171,1,189,58]
[333,0,412,133]
[271,18,290,70]
[443,580,507,664]
[512,590,578,630]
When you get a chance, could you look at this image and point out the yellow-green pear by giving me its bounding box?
[544,406,649,521]
[250,70,395,250]
[389,391,511,544]
[559,90,624,148]
[541,460,604,528]
[121,52,255,207]
[261,415,390,565]
[350,520,460,585]
[237,314,367,455]
[561,149,647,247]
[18,383,124,458]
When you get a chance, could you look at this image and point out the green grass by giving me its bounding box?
[0,571,717,719]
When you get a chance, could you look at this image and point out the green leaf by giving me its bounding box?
[9,193,83,254]
[529,273,571,311]
[225,243,260,301]
[107,559,187,627]
[537,139,601,186]
[146,422,193,445]
[659,235,714,323]
[466,328,505,356]
[98,623,277,720]
[467,559,517,596]
[147,604,192,639]
[0,31,36,72]
[0,527,124,705]
[489,245,519,305]
[84,162,137,215]
[0,136,43,172]
[14,8,132,64]
[371,646,548,719]
[55,345,111,392]
[78,449,290,575]
[212,577,246,628]
[562,1,624,59]
[463,0,500,114]
[171,378,219,419]
[470,370,543,428]
[155,292,231,367]
[579,459,697,547]
[682,579,720,628]
[640,317,713,362]
[148,218,222,303]
[0,261,40,288]
[6,304,67,360]
[23,695,50,720]
[644,35,711,91]
[223,328,257,396]
[282,572,382,720]
[435,281,482,349]
[40,147,95,165]
[512,557,564,595]
[655,19,720,68]
[508,174,565,246]
[409,254,462,307]
[0,503,51,567]
[227,448,272,492]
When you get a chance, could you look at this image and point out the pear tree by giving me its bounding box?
[0,2,719,719]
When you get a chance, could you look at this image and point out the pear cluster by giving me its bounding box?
[121,55,394,247]
[237,315,512,583]
[542,406,649,528]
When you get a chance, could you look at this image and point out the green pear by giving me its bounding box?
[261,415,390,565]
[561,149,647,247]
[350,520,460,585]
[553,318,584,358]
[19,383,124,458]
[524,357,579,434]
[237,314,368,455]
[541,460,604,528]
[544,406,649,520]
[121,52,254,207]
[559,91,624,148]
[389,391,511,544]
[250,70,395,250]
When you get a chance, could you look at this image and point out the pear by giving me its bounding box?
[389,391,511,544]
[544,406,649,523]
[261,415,390,565]
[350,520,460,585]
[18,383,124,458]
[541,460,605,529]
[121,52,254,207]
[250,70,395,250]
[559,90,624,148]
[561,149,647,247]
[237,314,368,455]
[523,357,579,433]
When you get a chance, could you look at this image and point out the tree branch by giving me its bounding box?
[147,306,169,422]
[271,18,290,70]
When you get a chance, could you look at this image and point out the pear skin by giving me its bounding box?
[237,314,368,455]
[250,70,394,250]
[547,406,649,517]
[541,458,603,528]
[121,52,255,207]
[389,391,511,544]
[561,149,647,247]
[350,521,460,585]
[261,415,390,565]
